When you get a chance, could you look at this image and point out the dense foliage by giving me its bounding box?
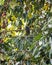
[0,0,52,65]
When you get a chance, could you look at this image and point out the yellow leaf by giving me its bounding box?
[11,15,16,22]
[6,24,15,31]
[28,12,32,19]
[8,19,11,24]
[20,18,24,25]
[11,31,17,36]
[43,3,50,11]
[3,38,10,43]
[13,48,19,52]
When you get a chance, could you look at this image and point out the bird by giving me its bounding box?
[25,26,30,35]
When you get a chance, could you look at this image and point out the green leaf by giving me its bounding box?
[0,0,5,5]
[34,33,42,41]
